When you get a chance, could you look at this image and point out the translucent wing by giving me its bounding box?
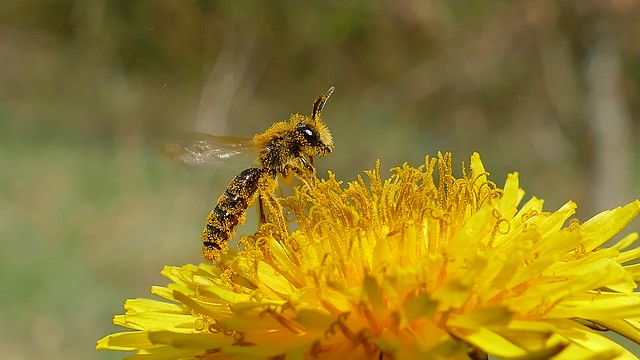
[161,133,256,166]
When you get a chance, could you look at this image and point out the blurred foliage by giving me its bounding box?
[1,1,639,359]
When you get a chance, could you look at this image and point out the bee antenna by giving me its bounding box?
[312,86,335,119]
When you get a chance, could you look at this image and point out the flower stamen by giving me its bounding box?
[98,153,640,360]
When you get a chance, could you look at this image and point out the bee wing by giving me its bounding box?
[161,133,256,166]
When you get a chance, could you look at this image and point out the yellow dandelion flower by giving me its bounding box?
[98,152,640,359]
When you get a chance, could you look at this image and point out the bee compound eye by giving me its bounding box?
[298,125,319,146]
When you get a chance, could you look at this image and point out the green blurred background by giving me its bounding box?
[1,1,639,359]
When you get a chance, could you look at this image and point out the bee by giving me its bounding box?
[164,87,335,262]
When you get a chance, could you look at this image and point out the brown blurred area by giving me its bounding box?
[0,1,639,359]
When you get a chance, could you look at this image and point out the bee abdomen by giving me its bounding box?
[202,167,264,261]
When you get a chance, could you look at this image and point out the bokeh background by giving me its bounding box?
[1,1,639,359]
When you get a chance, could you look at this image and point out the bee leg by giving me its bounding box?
[292,159,318,190]
[257,194,267,225]
[280,165,295,186]
[262,192,289,238]
[299,156,315,174]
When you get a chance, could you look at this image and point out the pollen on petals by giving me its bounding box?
[98,152,640,359]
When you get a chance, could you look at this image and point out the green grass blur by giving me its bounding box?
[1,1,639,359]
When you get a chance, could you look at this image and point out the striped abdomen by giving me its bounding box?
[202,167,265,261]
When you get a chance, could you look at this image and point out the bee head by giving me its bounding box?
[295,121,333,157]
[294,86,334,157]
